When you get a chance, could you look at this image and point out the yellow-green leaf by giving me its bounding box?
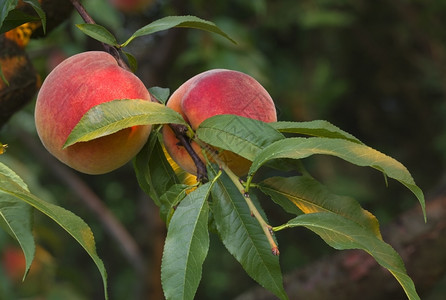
[275,212,420,300]
[0,170,108,299]
[122,15,236,47]
[248,137,426,220]
[64,99,186,148]
[259,175,382,239]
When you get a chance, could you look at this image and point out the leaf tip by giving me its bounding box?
[62,138,74,149]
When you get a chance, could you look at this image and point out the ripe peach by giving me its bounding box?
[162,69,277,176]
[35,51,152,175]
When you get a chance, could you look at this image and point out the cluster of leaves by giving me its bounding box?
[0,2,426,300]
[0,2,237,299]
[66,90,425,300]
[0,0,46,35]
[74,15,236,72]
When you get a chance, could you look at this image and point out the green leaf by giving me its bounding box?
[0,0,18,31]
[159,183,189,225]
[23,0,45,33]
[276,212,420,300]
[259,175,382,238]
[0,199,35,280]
[122,50,138,72]
[0,163,26,188]
[161,182,212,300]
[208,166,288,300]
[75,23,118,46]
[133,131,179,205]
[249,137,426,220]
[148,87,170,104]
[270,120,362,143]
[64,99,187,148]
[122,15,236,48]
[0,171,109,299]
[0,163,35,281]
[196,115,284,161]
[0,9,39,34]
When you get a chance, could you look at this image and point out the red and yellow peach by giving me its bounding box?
[35,51,152,174]
[162,69,277,176]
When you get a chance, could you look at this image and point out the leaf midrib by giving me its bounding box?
[261,184,376,233]
[179,194,208,297]
[215,179,283,292]
[199,126,265,152]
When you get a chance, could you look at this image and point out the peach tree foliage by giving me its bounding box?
[0,3,425,300]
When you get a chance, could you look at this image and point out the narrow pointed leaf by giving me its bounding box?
[64,99,186,148]
[270,120,361,143]
[122,50,138,72]
[159,183,189,225]
[133,131,179,205]
[196,115,284,161]
[23,0,45,33]
[249,137,425,220]
[148,87,170,104]
[0,0,18,30]
[0,172,108,299]
[0,9,40,34]
[276,212,420,300]
[161,182,212,300]
[0,163,35,281]
[0,199,35,280]
[122,15,236,47]
[259,175,382,238]
[209,167,288,300]
[75,23,118,46]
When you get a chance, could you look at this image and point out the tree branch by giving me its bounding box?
[69,0,130,70]
[169,124,208,182]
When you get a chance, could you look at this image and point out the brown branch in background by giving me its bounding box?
[69,0,129,71]
[18,130,145,275]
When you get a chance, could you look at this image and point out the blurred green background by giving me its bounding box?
[1,0,446,299]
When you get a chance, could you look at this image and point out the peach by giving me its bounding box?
[35,51,152,175]
[162,69,277,176]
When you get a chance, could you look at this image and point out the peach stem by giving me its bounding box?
[169,124,208,182]
[151,93,208,182]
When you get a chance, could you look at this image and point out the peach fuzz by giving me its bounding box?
[162,69,277,176]
[35,51,152,175]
